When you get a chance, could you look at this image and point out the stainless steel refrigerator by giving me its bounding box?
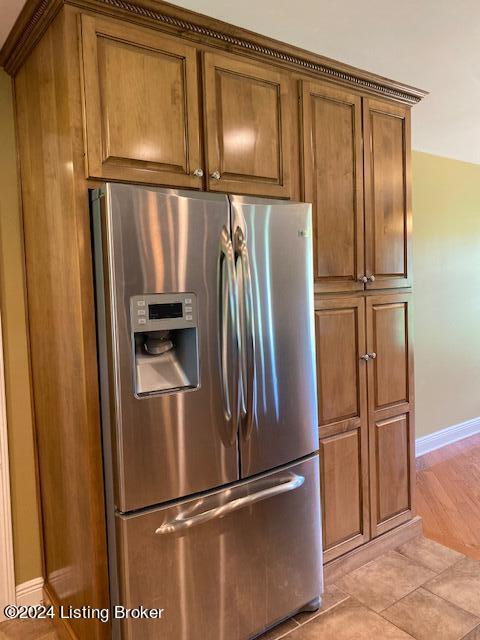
[91,183,323,640]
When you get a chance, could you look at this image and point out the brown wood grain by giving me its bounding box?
[5,0,421,616]
[315,296,370,561]
[417,435,480,561]
[363,98,412,289]
[366,292,415,538]
[0,0,428,108]
[203,50,292,197]
[80,14,203,187]
[301,81,364,293]
[14,8,109,639]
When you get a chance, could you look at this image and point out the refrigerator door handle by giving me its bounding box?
[155,473,305,534]
[219,226,240,442]
[234,226,256,440]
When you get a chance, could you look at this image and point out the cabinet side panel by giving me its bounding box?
[14,8,109,639]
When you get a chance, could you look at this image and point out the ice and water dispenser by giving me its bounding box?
[130,293,199,396]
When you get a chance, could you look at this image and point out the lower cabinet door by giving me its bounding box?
[369,412,414,536]
[115,456,322,640]
[315,296,370,562]
[320,429,370,561]
[366,292,415,537]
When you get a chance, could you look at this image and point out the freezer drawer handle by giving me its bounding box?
[155,473,305,535]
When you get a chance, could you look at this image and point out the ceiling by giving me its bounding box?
[2,0,480,163]
[0,0,25,52]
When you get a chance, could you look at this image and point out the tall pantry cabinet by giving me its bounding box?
[1,1,426,637]
[301,80,416,563]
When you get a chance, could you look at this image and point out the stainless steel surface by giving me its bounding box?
[211,170,221,180]
[90,191,121,639]
[116,456,322,640]
[193,168,204,177]
[367,352,377,359]
[94,185,323,640]
[234,225,256,442]
[155,473,304,534]
[360,354,370,361]
[229,196,318,478]
[219,225,241,441]
[99,184,240,512]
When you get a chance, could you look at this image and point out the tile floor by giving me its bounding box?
[1,536,480,640]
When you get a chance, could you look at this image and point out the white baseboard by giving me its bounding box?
[16,577,44,607]
[416,416,480,457]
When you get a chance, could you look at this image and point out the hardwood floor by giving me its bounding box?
[416,433,480,560]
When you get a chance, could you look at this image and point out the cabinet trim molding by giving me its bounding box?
[1,0,428,107]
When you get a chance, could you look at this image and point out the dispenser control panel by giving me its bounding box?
[130,293,197,333]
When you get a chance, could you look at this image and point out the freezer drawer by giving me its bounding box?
[115,456,323,640]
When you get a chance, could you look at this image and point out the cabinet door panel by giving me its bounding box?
[367,295,411,412]
[366,292,415,537]
[320,431,367,561]
[81,15,202,187]
[375,414,410,521]
[370,413,413,536]
[302,82,364,293]
[315,299,365,428]
[364,99,412,288]
[315,297,369,561]
[203,52,292,197]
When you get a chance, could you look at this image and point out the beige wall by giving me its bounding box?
[0,69,42,585]
[413,151,480,437]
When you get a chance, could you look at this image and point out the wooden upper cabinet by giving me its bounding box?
[363,99,412,289]
[301,82,364,293]
[80,15,203,187]
[315,297,370,561]
[203,52,292,197]
[366,292,415,537]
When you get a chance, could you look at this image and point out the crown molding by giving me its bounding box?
[0,0,63,72]
[0,0,428,105]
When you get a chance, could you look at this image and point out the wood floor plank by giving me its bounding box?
[417,434,480,559]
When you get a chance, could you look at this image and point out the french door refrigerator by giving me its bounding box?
[91,184,323,640]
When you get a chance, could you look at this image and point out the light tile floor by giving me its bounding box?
[1,536,480,640]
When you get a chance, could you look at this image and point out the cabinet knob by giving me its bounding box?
[192,168,204,177]
[367,352,377,359]
[360,354,370,361]
[358,276,368,283]
[210,170,221,180]
[367,274,376,282]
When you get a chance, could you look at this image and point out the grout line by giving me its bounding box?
[377,586,422,615]
[422,585,480,621]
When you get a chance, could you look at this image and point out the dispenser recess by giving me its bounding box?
[130,293,199,396]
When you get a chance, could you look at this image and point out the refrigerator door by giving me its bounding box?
[96,184,240,512]
[115,455,322,640]
[230,196,318,478]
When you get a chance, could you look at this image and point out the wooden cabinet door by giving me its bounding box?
[301,82,364,293]
[81,15,203,187]
[203,51,292,197]
[363,99,412,289]
[315,297,370,561]
[366,292,415,537]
